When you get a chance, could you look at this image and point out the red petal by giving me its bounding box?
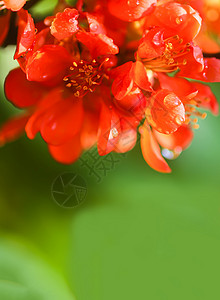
[3,0,26,11]
[49,134,81,164]
[114,87,146,121]
[140,122,171,173]
[153,125,193,151]
[76,32,119,58]
[0,114,29,145]
[138,27,165,60]
[108,0,156,22]
[178,43,204,78]
[80,110,99,150]
[97,103,121,156]
[25,88,63,139]
[132,61,152,91]
[114,118,137,153]
[50,8,79,41]
[32,94,84,146]
[192,82,219,115]
[86,13,106,35]
[5,68,47,108]
[111,62,133,100]
[26,45,72,83]
[146,90,185,134]
[0,10,11,46]
[201,58,220,82]
[145,2,202,42]
[158,73,197,100]
[14,9,35,59]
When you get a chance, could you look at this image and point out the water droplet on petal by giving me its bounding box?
[162,147,182,160]
[175,116,184,125]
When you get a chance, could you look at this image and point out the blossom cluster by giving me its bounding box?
[0,0,220,173]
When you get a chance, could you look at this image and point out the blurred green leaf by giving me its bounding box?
[0,236,75,300]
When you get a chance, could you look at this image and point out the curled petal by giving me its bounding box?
[76,32,119,58]
[5,68,47,108]
[3,0,26,11]
[140,122,171,173]
[112,61,151,100]
[50,8,79,41]
[114,118,137,153]
[199,58,220,82]
[111,62,134,100]
[25,88,63,139]
[0,114,29,146]
[153,125,193,151]
[26,45,73,84]
[145,2,202,42]
[146,90,185,134]
[179,57,220,82]
[178,43,204,77]
[192,82,219,115]
[114,87,146,121]
[138,27,165,60]
[132,61,152,91]
[97,103,121,156]
[48,134,81,164]
[14,9,35,59]
[108,0,156,22]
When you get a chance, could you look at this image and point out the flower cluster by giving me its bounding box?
[0,0,219,172]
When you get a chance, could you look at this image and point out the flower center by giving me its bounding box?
[184,98,207,129]
[142,35,190,73]
[63,59,106,97]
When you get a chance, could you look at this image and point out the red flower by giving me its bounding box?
[0,1,219,173]
[0,7,139,163]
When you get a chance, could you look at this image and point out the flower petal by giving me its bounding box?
[86,12,106,35]
[111,62,133,100]
[39,95,83,146]
[138,27,165,60]
[14,9,35,59]
[153,125,193,151]
[3,0,26,11]
[108,0,156,22]
[146,90,185,134]
[192,81,219,115]
[158,73,197,100]
[114,118,137,153]
[145,2,202,42]
[76,32,119,58]
[5,68,47,108]
[48,133,81,164]
[140,122,171,173]
[0,114,29,146]
[97,103,121,156]
[132,61,152,91]
[26,45,73,84]
[80,110,99,150]
[50,8,79,41]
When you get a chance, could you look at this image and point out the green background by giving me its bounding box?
[1,31,220,300]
